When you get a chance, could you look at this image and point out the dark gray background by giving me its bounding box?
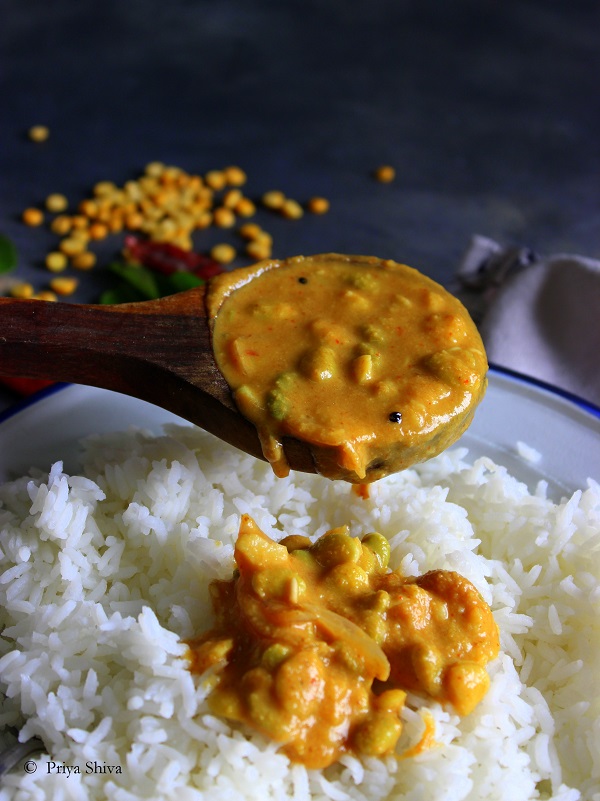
[1,0,599,407]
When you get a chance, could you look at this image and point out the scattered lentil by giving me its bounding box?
[50,215,72,236]
[262,190,286,210]
[374,165,395,183]
[44,252,68,273]
[211,243,237,264]
[71,251,97,270]
[224,165,247,186]
[213,207,236,228]
[124,211,144,230]
[255,231,273,245]
[88,222,109,240]
[68,228,90,245]
[59,237,86,257]
[281,198,304,219]
[28,125,50,142]
[307,196,330,214]
[222,189,243,209]
[205,170,227,191]
[33,290,58,301]
[45,194,68,213]
[234,197,256,217]
[70,215,88,230]
[93,181,117,197]
[239,222,263,240]
[246,240,272,260]
[10,282,34,299]
[49,276,79,296]
[194,210,213,229]
[78,199,97,218]
[145,161,165,178]
[22,208,44,227]
[14,159,335,300]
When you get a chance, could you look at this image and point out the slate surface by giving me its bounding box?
[1,0,598,410]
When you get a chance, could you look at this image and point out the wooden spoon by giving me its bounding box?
[0,288,317,474]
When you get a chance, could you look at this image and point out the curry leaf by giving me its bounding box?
[107,262,161,300]
[101,260,206,304]
[158,271,204,294]
[99,283,147,305]
[0,234,18,274]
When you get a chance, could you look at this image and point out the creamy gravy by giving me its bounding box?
[208,254,487,482]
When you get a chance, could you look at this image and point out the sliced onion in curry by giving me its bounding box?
[187,516,500,769]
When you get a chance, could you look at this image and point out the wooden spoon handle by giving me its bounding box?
[0,289,245,446]
[0,287,317,474]
[0,287,213,388]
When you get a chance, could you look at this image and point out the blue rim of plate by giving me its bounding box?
[0,381,71,426]
[487,363,600,420]
[0,365,599,427]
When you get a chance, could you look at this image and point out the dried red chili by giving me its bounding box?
[0,376,55,396]
[123,235,222,280]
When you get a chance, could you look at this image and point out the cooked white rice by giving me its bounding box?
[0,425,598,801]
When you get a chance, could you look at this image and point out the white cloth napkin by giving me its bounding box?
[455,235,600,409]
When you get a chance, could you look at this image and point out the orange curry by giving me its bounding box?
[188,516,500,768]
[208,254,488,483]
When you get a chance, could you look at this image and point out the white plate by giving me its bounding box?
[0,368,599,496]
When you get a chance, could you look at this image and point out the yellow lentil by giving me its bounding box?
[224,165,247,186]
[33,290,58,302]
[205,170,227,191]
[45,252,68,272]
[194,210,213,229]
[162,165,183,183]
[78,199,98,218]
[234,197,256,217]
[281,198,304,219]
[222,189,243,209]
[254,230,273,245]
[213,207,236,228]
[93,181,118,197]
[374,165,395,183]
[59,237,86,256]
[71,251,97,270]
[262,190,286,210]
[28,125,50,142]
[151,219,178,242]
[49,276,79,296]
[107,215,124,234]
[145,161,165,177]
[68,228,90,244]
[187,175,204,192]
[93,205,112,224]
[88,222,109,240]
[10,282,35,299]
[307,196,330,214]
[238,222,263,240]
[50,215,73,236]
[174,233,194,251]
[211,243,237,264]
[22,208,44,226]
[124,211,144,230]
[70,215,88,229]
[246,239,272,260]
[45,193,69,213]
[174,213,194,234]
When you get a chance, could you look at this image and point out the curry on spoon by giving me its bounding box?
[0,253,487,482]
